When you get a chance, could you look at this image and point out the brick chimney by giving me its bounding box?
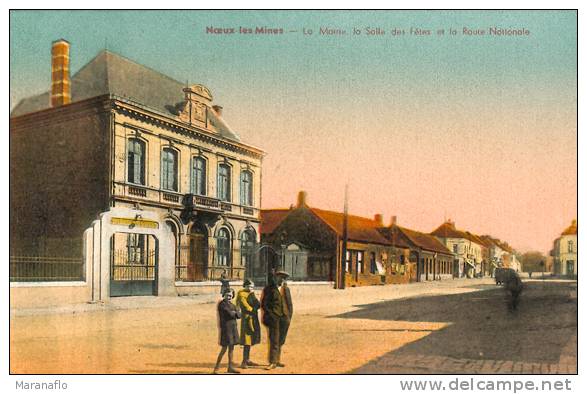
[50,39,71,107]
[390,215,397,227]
[297,191,307,208]
[373,214,383,226]
[212,105,223,116]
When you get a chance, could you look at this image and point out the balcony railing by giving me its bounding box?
[114,183,259,217]
[128,185,147,197]
[162,192,180,203]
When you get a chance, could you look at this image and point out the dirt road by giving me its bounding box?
[10,278,576,374]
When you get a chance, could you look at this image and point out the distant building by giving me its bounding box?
[260,192,414,287]
[430,220,486,278]
[382,220,454,281]
[551,220,578,277]
[480,235,520,274]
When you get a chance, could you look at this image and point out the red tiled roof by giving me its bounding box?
[431,222,489,248]
[399,226,452,255]
[561,220,578,236]
[465,232,488,248]
[430,222,468,239]
[260,209,290,235]
[375,227,412,249]
[309,208,392,246]
[480,235,512,253]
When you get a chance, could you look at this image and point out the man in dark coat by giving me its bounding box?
[213,287,241,374]
[261,271,293,369]
[279,278,293,346]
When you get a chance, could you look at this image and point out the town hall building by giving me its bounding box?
[10,39,265,306]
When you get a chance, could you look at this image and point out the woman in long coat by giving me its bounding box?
[235,279,261,368]
[213,288,241,374]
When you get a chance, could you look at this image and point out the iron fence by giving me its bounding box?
[111,249,157,281]
[10,255,84,282]
[175,245,250,282]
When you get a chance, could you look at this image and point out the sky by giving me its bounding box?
[9,10,577,253]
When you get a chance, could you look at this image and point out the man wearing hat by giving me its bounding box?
[261,270,294,370]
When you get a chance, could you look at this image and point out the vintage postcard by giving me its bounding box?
[7,7,578,388]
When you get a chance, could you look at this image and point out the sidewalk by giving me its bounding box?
[10,277,494,318]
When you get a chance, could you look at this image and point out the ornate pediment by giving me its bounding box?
[178,84,213,126]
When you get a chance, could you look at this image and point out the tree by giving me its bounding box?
[521,251,546,273]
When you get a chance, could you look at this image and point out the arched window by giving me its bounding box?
[161,148,178,191]
[127,138,145,185]
[218,163,231,202]
[217,228,231,266]
[568,240,574,253]
[240,230,256,268]
[191,156,206,195]
[240,170,253,206]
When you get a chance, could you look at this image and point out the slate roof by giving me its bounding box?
[10,50,241,142]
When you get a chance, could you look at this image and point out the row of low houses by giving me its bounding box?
[10,40,524,308]
[259,191,521,287]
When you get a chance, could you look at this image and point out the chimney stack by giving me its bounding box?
[297,191,307,208]
[374,214,383,226]
[51,39,71,107]
[390,215,397,227]
[212,105,223,117]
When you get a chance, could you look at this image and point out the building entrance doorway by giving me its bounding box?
[566,260,575,276]
[110,232,158,297]
[188,224,208,281]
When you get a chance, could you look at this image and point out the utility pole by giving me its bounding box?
[339,183,349,290]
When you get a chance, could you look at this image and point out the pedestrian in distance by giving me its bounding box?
[504,269,523,312]
[261,270,293,370]
[213,287,241,374]
[236,279,261,369]
[219,269,230,295]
